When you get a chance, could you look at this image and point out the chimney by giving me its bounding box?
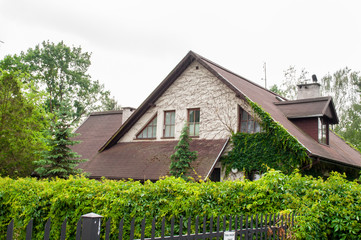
[122,107,136,124]
[297,74,321,99]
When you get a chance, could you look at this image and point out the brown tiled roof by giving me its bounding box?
[274,97,339,124]
[101,51,361,169]
[198,55,361,168]
[72,111,123,166]
[81,139,228,181]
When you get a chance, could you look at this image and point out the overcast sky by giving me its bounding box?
[1,0,360,108]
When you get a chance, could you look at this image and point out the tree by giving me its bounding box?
[103,96,122,111]
[278,66,309,100]
[341,104,361,150]
[269,84,283,96]
[0,69,49,177]
[0,41,116,178]
[170,124,198,179]
[320,68,361,132]
[34,102,86,178]
[0,41,113,125]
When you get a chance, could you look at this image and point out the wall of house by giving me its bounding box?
[119,61,256,142]
[291,118,318,141]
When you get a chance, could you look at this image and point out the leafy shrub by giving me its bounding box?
[1,171,361,239]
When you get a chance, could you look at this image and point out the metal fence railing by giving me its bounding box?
[4,212,296,240]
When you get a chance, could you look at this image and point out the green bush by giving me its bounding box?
[0,170,361,239]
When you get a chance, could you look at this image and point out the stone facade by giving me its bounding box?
[119,61,253,142]
[118,61,263,181]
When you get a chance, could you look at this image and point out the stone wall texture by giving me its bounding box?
[118,61,263,181]
[119,61,252,142]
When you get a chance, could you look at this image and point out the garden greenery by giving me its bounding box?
[222,99,311,175]
[1,170,361,239]
[169,124,197,179]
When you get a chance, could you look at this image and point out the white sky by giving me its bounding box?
[1,0,361,108]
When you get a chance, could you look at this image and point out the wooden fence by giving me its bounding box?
[4,212,295,240]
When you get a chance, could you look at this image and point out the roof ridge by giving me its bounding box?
[194,52,279,97]
[90,110,123,116]
[274,96,332,105]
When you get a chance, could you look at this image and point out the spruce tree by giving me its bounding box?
[34,103,86,178]
[170,124,197,179]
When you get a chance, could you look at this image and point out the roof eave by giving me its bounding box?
[309,153,361,169]
[204,138,230,180]
[99,51,199,151]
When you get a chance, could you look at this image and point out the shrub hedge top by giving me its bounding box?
[1,170,361,239]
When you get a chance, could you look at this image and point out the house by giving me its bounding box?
[74,51,361,181]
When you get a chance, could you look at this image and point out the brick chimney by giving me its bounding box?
[122,107,136,124]
[297,74,321,99]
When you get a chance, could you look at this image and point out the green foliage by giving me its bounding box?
[269,84,283,96]
[0,41,118,177]
[0,69,49,177]
[222,99,310,176]
[170,124,197,179]
[342,103,361,151]
[0,40,113,126]
[34,102,87,178]
[1,170,361,239]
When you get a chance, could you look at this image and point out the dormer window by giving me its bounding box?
[239,107,262,133]
[318,118,329,145]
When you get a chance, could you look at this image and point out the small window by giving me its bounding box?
[239,107,262,133]
[188,108,200,137]
[210,168,221,182]
[164,111,175,138]
[318,118,328,144]
[136,115,157,139]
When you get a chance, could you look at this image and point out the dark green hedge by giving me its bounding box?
[1,170,361,239]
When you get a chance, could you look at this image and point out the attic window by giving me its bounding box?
[318,117,329,145]
[136,115,157,139]
[163,111,175,138]
[239,107,262,133]
[188,108,200,137]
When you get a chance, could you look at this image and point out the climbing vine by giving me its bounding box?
[222,98,311,176]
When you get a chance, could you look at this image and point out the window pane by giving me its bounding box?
[152,126,156,138]
[171,112,175,123]
[189,111,194,122]
[195,123,199,136]
[255,122,261,133]
[189,124,195,136]
[137,116,157,139]
[195,110,200,122]
[166,112,170,124]
[242,110,248,121]
[239,107,262,134]
[248,120,254,133]
[241,122,247,132]
[318,118,322,142]
[164,111,175,138]
[170,126,175,137]
[164,127,169,137]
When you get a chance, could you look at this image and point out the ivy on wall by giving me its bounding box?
[222,98,311,176]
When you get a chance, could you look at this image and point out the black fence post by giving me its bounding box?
[81,212,103,240]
